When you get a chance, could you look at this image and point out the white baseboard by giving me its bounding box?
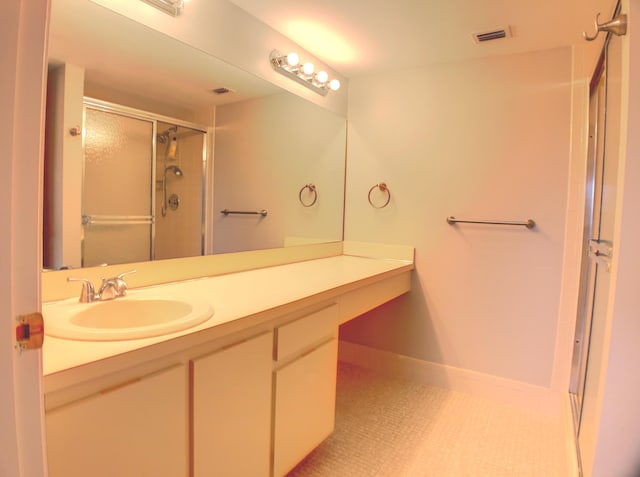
[338,340,563,416]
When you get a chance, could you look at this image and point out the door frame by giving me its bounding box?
[1,0,50,475]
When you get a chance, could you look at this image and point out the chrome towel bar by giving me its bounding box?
[82,215,154,225]
[220,209,268,217]
[446,216,535,229]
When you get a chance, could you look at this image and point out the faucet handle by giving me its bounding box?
[67,277,96,303]
[98,278,119,301]
[116,269,136,280]
[113,269,136,296]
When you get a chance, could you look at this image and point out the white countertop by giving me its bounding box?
[42,255,413,381]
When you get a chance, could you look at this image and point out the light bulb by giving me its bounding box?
[329,79,341,91]
[316,70,329,83]
[286,52,299,66]
[302,62,315,75]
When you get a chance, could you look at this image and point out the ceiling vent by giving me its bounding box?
[211,87,233,95]
[472,26,512,44]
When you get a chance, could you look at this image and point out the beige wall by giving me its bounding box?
[342,47,573,388]
[44,63,84,269]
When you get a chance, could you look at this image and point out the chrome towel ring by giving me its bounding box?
[368,182,391,209]
[299,183,318,207]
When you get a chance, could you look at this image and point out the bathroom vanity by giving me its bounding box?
[42,245,413,477]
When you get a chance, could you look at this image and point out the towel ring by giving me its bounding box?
[299,183,318,207]
[368,183,391,209]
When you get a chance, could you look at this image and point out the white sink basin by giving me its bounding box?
[45,296,214,341]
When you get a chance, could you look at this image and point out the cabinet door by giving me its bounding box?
[273,338,338,477]
[46,365,188,477]
[191,332,272,477]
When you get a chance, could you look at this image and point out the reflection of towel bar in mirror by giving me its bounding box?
[82,215,155,225]
[299,183,318,207]
[446,216,536,229]
[220,209,268,217]
[368,183,391,209]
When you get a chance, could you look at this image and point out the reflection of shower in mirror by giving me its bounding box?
[161,164,184,217]
[158,125,179,159]
[41,98,209,268]
[165,164,183,177]
[157,125,176,142]
[154,121,204,263]
[168,136,178,158]
[159,125,185,218]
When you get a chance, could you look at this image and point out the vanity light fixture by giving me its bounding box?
[139,0,184,16]
[269,50,341,96]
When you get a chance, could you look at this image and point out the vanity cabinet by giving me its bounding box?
[272,305,339,476]
[45,364,188,477]
[43,254,413,477]
[191,331,273,477]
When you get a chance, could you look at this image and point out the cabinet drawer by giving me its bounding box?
[273,338,338,477]
[275,304,338,361]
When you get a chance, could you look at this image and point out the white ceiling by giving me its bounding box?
[227,0,596,78]
[48,0,609,112]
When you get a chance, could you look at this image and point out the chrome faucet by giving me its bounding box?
[67,270,136,303]
[66,277,97,303]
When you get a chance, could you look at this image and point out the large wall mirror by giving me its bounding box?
[43,0,347,270]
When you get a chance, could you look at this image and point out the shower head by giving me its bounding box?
[157,125,178,143]
[165,164,184,177]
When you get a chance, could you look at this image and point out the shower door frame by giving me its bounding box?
[568,52,605,427]
[569,2,624,465]
[82,97,210,264]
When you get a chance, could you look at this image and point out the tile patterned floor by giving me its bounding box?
[287,363,569,477]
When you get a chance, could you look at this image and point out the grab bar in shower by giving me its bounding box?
[220,209,268,217]
[446,216,536,229]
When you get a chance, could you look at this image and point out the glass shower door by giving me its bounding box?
[570,9,624,468]
[82,106,155,266]
[154,121,206,261]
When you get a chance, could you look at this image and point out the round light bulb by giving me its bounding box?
[316,70,329,84]
[329,79,341,91]
[286,52,299,66]
[302,62,315,75]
